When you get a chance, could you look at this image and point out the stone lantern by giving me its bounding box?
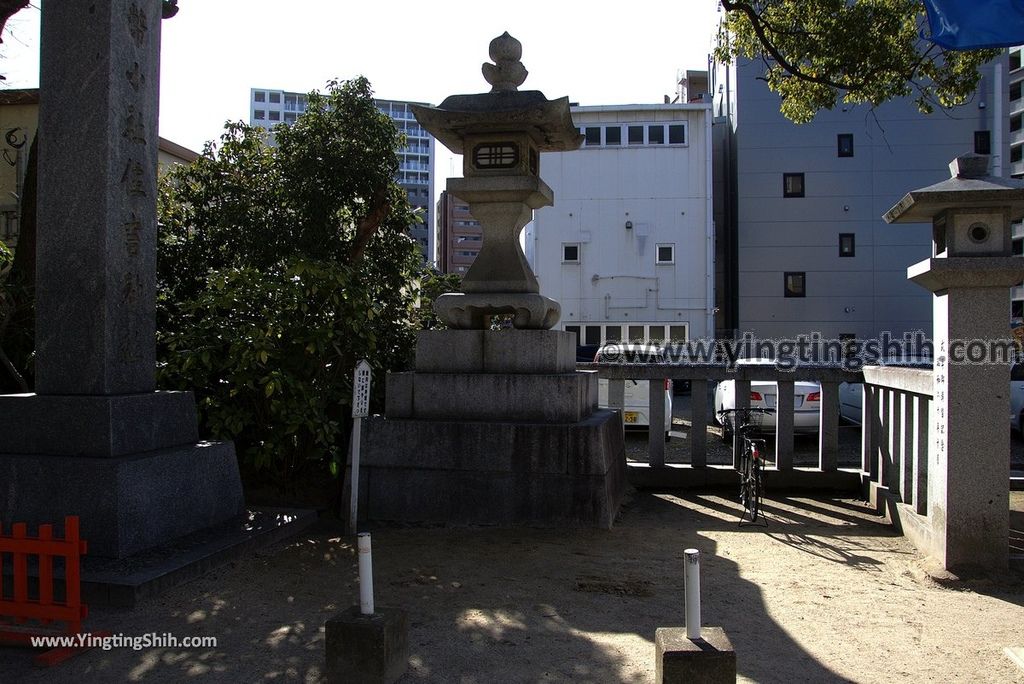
[356,34,625,529]
[411,32,582,329]
[884,153,1024,571]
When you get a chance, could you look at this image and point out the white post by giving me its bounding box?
[358,532,374,615]
[348,360,372,535]
[684,548,701,639]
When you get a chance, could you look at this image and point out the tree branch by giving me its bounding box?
[347,187,391,265]
[720,0,869,91]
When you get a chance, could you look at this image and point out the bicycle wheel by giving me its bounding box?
[738,446,755,520]
[745,453,761,521]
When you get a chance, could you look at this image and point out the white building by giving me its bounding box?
[528,102,715,346]
[248,89,436,263]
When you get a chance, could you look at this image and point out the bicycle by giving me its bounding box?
[716,407,775,525]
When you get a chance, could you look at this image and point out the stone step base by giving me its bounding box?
[0,441,244,558]
[415,329,576,374]
[386,370,597,423]
[359,410,626,528]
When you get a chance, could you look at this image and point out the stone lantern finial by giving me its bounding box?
[482,32,528,92]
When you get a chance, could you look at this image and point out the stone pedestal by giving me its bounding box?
[360,330,626,528]
[325,606,409,684]
[655,627,736,684]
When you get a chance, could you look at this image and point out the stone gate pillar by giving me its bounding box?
[884,154,1024,571]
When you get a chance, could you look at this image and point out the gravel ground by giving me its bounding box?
[2,390,1021,682]
[1,496,1021,682]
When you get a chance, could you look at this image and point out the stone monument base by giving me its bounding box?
[358,330,626,528]
[360,410,625,528]
[0,441,244,558]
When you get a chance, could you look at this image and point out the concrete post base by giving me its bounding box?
[325,605,408,684]
[655,626,736,684]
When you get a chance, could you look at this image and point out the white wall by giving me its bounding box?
[531,104,714,344]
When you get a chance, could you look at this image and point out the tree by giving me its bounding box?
[716,0,1001,123]
[157,77,422,488]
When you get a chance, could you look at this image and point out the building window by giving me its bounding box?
[604,325,622,342]
[783,173,805,198]
[585,127,602,146]
[565,325,581,346]
[1013,115,1022,133]
[254,110,265,120]
[284,112,296,123]
[268,92,280,103]
[1012,49,1022,71]
[837,134,854,158]
[656,243,675,264]
[1012,81,1022,102]
[668,124,686,144]
[839,233,855,257]
[269,111,280,121]
[975,130,992,155]
[1013,145,1023,163]
[584,325,601,345]
[648,125,664,144]
[562,243,580,263]
[254,91,265,102]
[628,125,644,145]
[605,126,621,145]
[784,272,806,298]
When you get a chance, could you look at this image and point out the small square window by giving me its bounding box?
[974,130,992,155]
[837,134,854,157]
[784,272,806,298]
[269,110,280,121]
[670,325,687,342]
[254,91,266,103]
[783,173,805,198]
[668,124,686,144]
[1012,81,1022,102]
[284,112,296,123]
[648,125,664,144]
[585,127,602,146]
[605,126,621,145]
[562,243,580,263]
[1013,145,1023,163]
[604,325,622,342]
[839,233,855,257]
[268,92,281,103]
[656,243,675,264]
[628,125,644,145]
[628,325,645,342]
[254,110,265,120]
[584,325,601,346]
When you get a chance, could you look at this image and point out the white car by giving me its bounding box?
[839,381,863,425]
[594,343,673,441]
[713,359,821,439]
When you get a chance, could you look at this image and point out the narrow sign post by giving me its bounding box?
[348,360,372,535]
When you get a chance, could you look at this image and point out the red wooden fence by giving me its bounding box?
[0,516,102,666]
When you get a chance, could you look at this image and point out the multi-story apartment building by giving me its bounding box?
[713,56,1009,345]
[528,100,715,347]
[435,191,481,274]
[249,89,436,263]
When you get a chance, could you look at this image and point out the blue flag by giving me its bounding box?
[924,0,1024,49]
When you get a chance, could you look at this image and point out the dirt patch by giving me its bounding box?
[2,491,1021,683]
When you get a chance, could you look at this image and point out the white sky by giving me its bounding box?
[1,1,723,182]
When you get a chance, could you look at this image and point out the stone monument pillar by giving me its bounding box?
[0,1,243,558]
[884,154,1024,571]
[358,34,626,527]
